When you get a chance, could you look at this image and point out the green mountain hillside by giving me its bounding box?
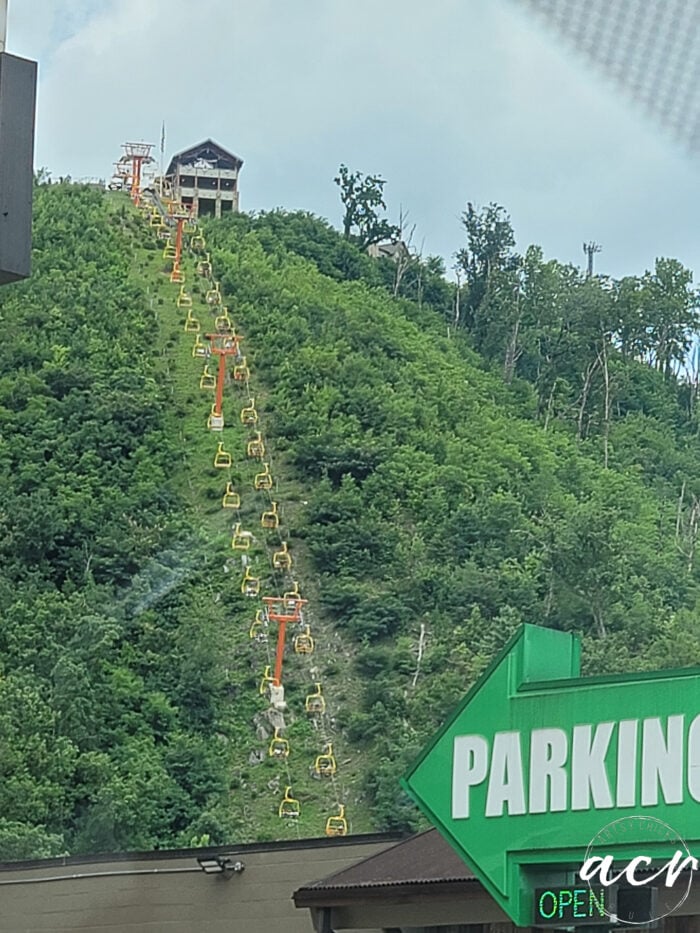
[0,181,699,858]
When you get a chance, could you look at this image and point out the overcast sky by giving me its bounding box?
[8,0,700,281]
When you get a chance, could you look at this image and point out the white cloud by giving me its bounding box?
[19,0,700,280]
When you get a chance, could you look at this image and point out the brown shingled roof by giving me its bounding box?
[293,829,477,906]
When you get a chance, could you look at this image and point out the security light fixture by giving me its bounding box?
[196,855,245,877]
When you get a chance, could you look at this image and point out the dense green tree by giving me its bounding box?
[334,164,400,249]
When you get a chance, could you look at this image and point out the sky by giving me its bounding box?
[8,0,700,282]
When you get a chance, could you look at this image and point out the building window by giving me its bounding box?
[198,198,216,217]
[197,176,218,190]
[179,175,195,187]
[221,201,233,213]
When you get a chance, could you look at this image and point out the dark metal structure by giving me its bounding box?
[0,51,37,284]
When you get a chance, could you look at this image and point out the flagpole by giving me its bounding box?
[159,121,165,197]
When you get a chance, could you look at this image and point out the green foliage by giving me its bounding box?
[0,186,238,857]
[8,186,700,850]
[334,164,400,249]
[205,211,700,829]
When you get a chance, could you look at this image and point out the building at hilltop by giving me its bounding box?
[165,139,243,218]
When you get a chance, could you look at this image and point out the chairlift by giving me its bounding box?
[231,522,251,550]
[191,230,206,252]
[184,309,200,333]
[259,664,275,696]
[305,683,325,715]
[213,442,232,469]
[234,357,250,383]
[325,804,348,837]
[249,612,268,642]
[268,727,290,759]
[215,309,232,332]
[177,286,192,308]
[261,501,280,530]
[170,263,185,284]
[247,431,265,459]
[279,786,300,819]
[254,463,273,491]
[241,398,258,426]
[206,282,222,306]
[294,625,314,655]
[197,253,212,277]
[272,542,292,571]
[314,743,337,777]
[199,365,216,390]
[192,334,208,358]
[241,565,260,597]
[222,482,241,509]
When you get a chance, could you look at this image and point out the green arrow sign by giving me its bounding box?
[401,624,700,926]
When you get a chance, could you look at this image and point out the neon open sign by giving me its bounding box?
[535,886,613,925]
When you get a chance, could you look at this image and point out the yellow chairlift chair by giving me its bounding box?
[249,612,268,643]
[294,625,314,655]
[269,727,290,759]
[192,334,208,358]
[231,522,251,550]
[272,542,292,571]
[241,565,260,597]
[261,501,280,530]
[314,742,337,777]
[305,683,326,715]
[254,463,273,491]
[259,665,274,696]
[177,286,192,308]
[241,398,258,426]
[213,442,232,468]
[170,263,185,284]
[325,805,348,837]
[184,309,200,333]
[247,431,265,459]
[279,787,300,819]
[199,365,216,390]
[215,309,232,332]
[222,482,241,509]
[234,357,250,383]
[206,282,222,306]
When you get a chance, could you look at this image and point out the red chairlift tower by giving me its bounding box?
[206,331,242,431]
[168,201,192,281]
[262,591,308,688]
[120,141,155,206]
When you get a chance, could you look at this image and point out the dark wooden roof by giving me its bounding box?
[293,829,476,906]
[166,139,243,176]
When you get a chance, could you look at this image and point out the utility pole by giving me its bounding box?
[583,241,602,278]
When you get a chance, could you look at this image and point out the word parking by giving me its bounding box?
[452,714,700,818]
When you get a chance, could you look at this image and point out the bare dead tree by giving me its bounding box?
[598,336,612,468]
[393,206,416,298]
[676,480,700,572]
[411,622,428,688]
